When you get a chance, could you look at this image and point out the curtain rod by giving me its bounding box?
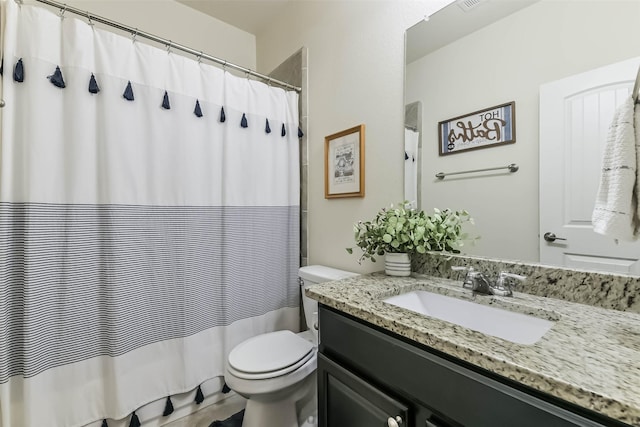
[25,0,302,93]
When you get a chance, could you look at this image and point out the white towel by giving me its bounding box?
[592,96,638,241]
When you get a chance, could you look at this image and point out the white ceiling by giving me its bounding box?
[177,0,292,35]
[178,0,541,61]
[406,0,539,64]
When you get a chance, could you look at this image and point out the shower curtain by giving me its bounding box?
[0,1,300,426]
[404,128,419,206]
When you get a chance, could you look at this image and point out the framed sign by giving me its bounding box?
[438,102,516,156]
[325,124,365,199]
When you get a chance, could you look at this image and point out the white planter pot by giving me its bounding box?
[384,252,411,277]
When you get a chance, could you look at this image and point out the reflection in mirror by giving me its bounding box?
[404,101,421,209]
[404,0,640,274]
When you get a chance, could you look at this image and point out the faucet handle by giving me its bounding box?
[498,272,526,282]
[451,266,475,290]
[494,272,526,295]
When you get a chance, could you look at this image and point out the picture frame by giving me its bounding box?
[438,101,516,156]
[325,124,365,199]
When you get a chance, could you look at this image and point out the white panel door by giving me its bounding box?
[539,57,640,274]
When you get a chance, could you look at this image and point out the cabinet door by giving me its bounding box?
[318,353,409,427]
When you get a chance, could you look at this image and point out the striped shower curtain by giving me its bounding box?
[0,1,300,426]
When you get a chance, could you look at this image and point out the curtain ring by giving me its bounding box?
[166,41,172,54]
[86,11,94,26]
[59,5,67,18]
[197,51,203,63]
[131,29,138,43]
[222,61,227,72]
[266,78,272,87]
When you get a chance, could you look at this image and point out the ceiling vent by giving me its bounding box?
[456,0,488,12]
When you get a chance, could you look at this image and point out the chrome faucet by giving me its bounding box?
[451,267,526,297]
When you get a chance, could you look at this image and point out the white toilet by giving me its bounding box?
[224,265,358,427]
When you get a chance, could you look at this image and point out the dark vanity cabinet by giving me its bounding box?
[317,305,623,427]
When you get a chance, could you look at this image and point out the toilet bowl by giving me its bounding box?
[224,265,358,427]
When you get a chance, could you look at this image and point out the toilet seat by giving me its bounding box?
[228,330,315,380]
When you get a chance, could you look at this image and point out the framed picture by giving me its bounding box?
[325,124,365,199]
[438,101,516,156]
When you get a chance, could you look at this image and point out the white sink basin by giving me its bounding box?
[383,290,555,345]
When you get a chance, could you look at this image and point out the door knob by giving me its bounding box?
[387,415,403,427]
[543,232,567,242]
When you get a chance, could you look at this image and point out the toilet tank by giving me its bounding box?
[298,265,359,330]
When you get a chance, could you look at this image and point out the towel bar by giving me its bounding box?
[435,163,519,180]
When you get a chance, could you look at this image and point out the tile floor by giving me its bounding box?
[164,394,246,427]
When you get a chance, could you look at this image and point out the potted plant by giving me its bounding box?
[346,202,474,276]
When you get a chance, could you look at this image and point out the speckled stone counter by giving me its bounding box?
[412,252,640,313]
[306,273,640,426]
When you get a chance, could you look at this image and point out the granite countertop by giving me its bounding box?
[306,272,640,426]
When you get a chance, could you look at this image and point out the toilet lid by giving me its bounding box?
[228,330,314,375]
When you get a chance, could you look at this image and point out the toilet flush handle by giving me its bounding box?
[312,312,319,330]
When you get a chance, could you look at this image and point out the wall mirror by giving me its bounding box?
[404,0,640,274]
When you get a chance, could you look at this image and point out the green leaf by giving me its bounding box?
[383,234,392,243]
[346,248,353,254]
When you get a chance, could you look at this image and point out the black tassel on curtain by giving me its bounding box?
[194,385,205,404]
[88,73,100,94]
[163,396,174,416]
[194,100,203,117]
[13,58,24,82]
[162,91,171,109]
[47,65,66,88]
[128,411,141,427]
[123,81,134,101]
